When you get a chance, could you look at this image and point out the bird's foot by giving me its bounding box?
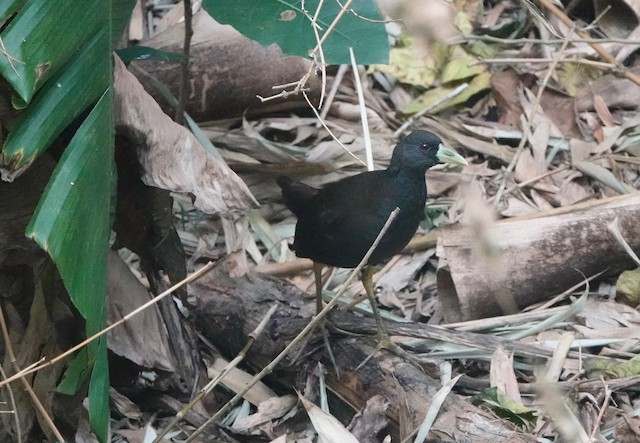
[356,329,424,372]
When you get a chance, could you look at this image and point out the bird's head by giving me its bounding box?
[389,130,467,174]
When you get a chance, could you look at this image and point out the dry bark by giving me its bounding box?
[130,10,321,121]
[191,270,535,443]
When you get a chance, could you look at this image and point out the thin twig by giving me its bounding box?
[174,0,193,124]
[0,36,25,78]
[184,208,401,442]
[489,165,569,202]
[588,378,611,441]
[0,303,63,441]
[526,270,605,312]
[0,364,20,442]
[153,304,279,442]
[0,260,220,390]
[312,0,354,54]
[310,0,327,108]
[494,36,571,205]
[394,83,469,137]
[302,90,367,167]
[462,34,640,45]
[477,57,616,69]
[349,48,373,171]
[537,0,640,86]
[258,0,354,102]
[318,63,348,125]
[607,217,640,267]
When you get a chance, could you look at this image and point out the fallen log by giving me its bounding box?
[130,8,321,121]
[437,193,640,321]
[191,270,534,442]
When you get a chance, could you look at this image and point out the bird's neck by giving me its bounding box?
[387,167,427,204]
[388,164,428,185]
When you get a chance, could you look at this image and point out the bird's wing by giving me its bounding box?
[277,176,320,217]
[317,171,397,231]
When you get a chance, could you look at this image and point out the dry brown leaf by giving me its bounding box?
[593,95,616,127]
[109,387,142,420]
[520,88,563,138]
[539,91,582,139]
[424,118,515,163]
[575,67,640,112]
[576,299,640,330]
[113,56,258,214]
[490,68,523,128]
[529,190,555,212]
[514,149,541,183]
[107,252,175,371]
[594,0,640,38]
[376,250,435,293]
[490,348,522,405]
[427,170,467,196]
[3,280,63,440]
[569,138,595,163]
[614,415,640,443]
[555,178,594,207]
[499,196,539,217]
[462,160,498,177]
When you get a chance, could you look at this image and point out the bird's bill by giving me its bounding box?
[436,144,468,166]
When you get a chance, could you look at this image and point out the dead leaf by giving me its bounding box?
[347,395,390,443]
[490,348,522,405]
[299,394,359,443]
[491,68,523,128]
[113,56,258,214]
[107,252,175,372]
[593,95,616,127]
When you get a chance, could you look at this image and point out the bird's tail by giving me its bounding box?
[276,176,318,217]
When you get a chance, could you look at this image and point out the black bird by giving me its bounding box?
[277,130,467,340]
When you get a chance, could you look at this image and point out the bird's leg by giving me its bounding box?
[313,262,340,377]
[313,262,324,314]
[361,265,388,338]
[359,265,423,371]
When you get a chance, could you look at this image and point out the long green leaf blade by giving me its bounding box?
[0,0,104,102]
[2,28,110,173]
[26,90,113,441]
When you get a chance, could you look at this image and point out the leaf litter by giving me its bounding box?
[106,0,640,442]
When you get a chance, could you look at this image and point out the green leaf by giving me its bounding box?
[2,28,110,172]
[27,91,112,333]
[0,0,26,21]
[0,0,106,102]
[585,357,640,379]
[1,1,135,441]
[111,0,137,45]
[556,62,602,97]
[89,338,110,440]
[203,0,388,64]
[26,91,113,442]
[473,387,537,430]
[616,268,640,306]
[403,71,492,114]
[440,46,486,83]
[56,348,90,395]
